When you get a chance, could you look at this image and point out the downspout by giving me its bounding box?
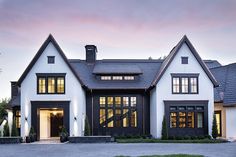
[91,89,94,135]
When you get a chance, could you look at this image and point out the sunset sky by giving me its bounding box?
[0,0,236,99]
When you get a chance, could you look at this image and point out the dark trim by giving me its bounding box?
[17,34,85,88]
[164,100,209,136]
[37,75,65,94]
[31,101,70,141]
[171,74,199,94]
[151,35,219,88]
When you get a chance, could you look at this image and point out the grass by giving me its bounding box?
[115,154,204,157]
[115,138,227,143]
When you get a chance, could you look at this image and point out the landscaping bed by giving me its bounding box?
[0,137,22,144]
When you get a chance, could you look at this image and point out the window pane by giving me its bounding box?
[170,112,177,128]
[181,78,189,93]
[131,110,137,127]
[179,112,186,128]
[107,109,114,128]
[99,97,106,107]
[197,112,203,128]
[123,109,129,127]
[48,77,55,93]
[101,76,111,80]
[107,97,113,107]
[124,76,135,80]
[38,77,46,93]
[115,109,121,127]
[215,113,221,135]
[115,97,121,107]
[190,77,198,93]
[99,109,106,127]
[187,112,194,128]
[173,77,180,93]
[123,97,129,107]
[112,76,123,80]
[57,77,65,93]
[131,97,136,107]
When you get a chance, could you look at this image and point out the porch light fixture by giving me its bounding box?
[74,117,77,121]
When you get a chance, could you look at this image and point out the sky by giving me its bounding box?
[0,0,236,99]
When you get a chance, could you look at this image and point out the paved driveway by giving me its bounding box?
[0,142,235,157]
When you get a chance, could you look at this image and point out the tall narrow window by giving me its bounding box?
[187,112,194,128]
[48,77,55,93]
[15,110,21,128]
[107,109,114,128]
[179,112,186,128]
[197,112,203,128]
[123,109,129,127]
[131,97,137,107]
[190,77,198,93]
[172,77,180,93]
[181,78,189,93]
[115,109,121,127]
[170,112,177,128]
[38,77,46,93]
[100,109,106,127]
[131,110,137,127]
[57,77,65,93]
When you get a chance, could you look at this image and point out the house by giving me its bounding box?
[9,34,222,140]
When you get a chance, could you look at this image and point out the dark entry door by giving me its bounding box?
[50,113,63,137]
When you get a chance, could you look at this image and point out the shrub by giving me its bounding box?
[184,135,191,140]
[205,135,212,139]
[176,136,184,140]
[60,126,69,142]
[0,130,2,137]
[29,127,36,142]
[84,116,91,136]
[11,119,19,136]
[168,136,175,140]
[161,115,168,140]
[212,114,218,139]
[3,122,10,136]
[198,135,205,140]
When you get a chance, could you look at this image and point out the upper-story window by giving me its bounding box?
[48,56,55,64]
[37,74,65,94]
[181,57,188,64]
[171,74,199,94]
[100,75,135,81]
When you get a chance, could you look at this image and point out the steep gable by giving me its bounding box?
[151,35,219,87]
[17,34,84,87]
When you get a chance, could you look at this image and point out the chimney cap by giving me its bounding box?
[85,45,97,52]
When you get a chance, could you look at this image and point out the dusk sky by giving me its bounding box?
[0,0,236,99]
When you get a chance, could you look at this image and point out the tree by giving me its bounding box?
[3,122,10,136]
[161,115,168,140]
[212,114,218,139]
[11,119,19,136]
[84,116,91,136]
[0,98,9,123]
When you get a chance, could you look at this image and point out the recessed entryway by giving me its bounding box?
[39,108,63,140]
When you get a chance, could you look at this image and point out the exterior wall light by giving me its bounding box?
[25,117,28,121]
[74,117,77,121]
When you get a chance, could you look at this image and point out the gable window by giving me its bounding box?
[113,76,123,80]
[172,74,199,94]
[101,76,111,80]
[48,56,55,64]
[181,57,188,64]
[124,76,135,80]
[100,75,135,81]
[37,74,65,94]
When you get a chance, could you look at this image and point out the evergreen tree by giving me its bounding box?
[161,115,168,140]
[11,119,19,136]
[84,116,91,136]
[212,114,218,139]
[3,122,10,137]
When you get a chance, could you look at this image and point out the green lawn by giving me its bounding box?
[115,138,227,143]
[115,154,203,157]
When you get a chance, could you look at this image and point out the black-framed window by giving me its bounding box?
[99,96,137,128]
[15,110,21,129]
[37,74,65,94]
[48,56,55,64]
[181,57,188,64]
[100,75,136,81]
[171,74,199,94]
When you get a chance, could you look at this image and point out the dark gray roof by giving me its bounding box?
[9,93,20,108]
[210,63,236,106]
[69,59,163,89]
[93,63,142,74]
[204,60,222,69]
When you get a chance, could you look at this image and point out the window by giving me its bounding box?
[101,76,111,80]
[197,112,203,128]
[131,97,137,107]
[170,112,177,128]
[99,96,138,128]
[172,74,198,94]
[112,76,123,80]
[37,74,65,94]
[179,112,186,128]
[181,57,188,64]
[124,76,135,80]
[187,112,194,128]
[38,77,46,93]
[48,56,55,64]
[15,110,21,128]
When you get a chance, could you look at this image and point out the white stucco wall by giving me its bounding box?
[225,107,236,139]
[20,42,86,138]
[150,43,214,138]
